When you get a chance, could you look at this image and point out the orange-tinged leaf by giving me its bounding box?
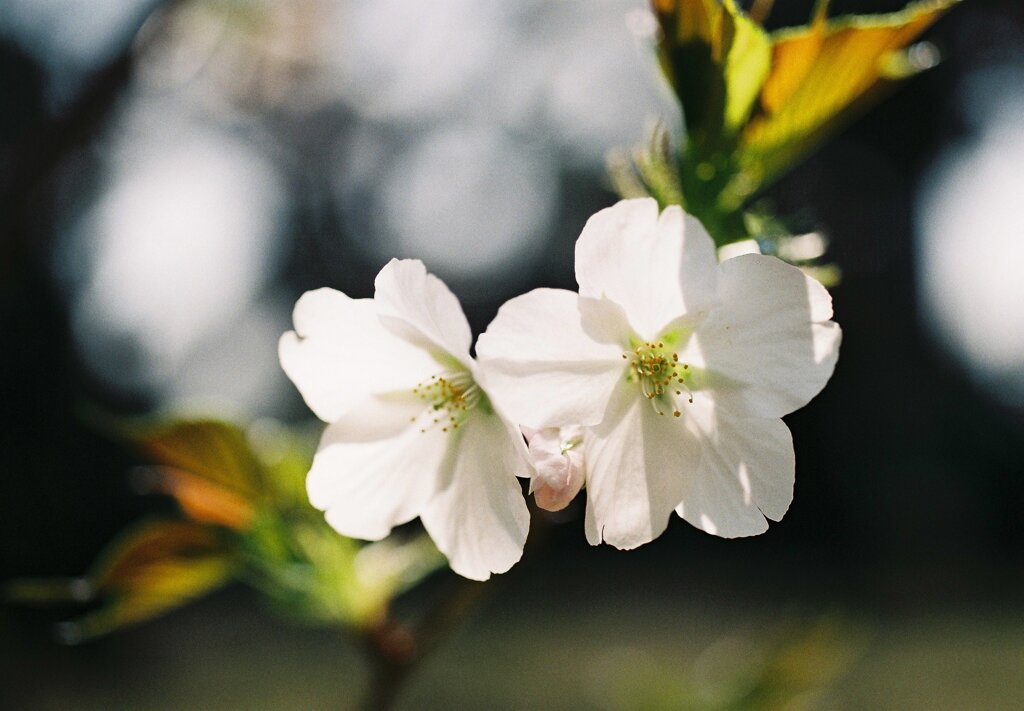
[742,0,959,182]
[93,519,227,588]
[97,557,231,626]
[758,3,829,115]
[135,419,262,497]
[60,519,234,641]
[150,466,255,530]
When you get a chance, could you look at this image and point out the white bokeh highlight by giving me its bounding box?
[915,65,1024,405]
[324,0,676,289]
[61,119,287,407]
[380,126,555,285]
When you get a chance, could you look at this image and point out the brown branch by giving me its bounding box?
[359,577,489,711]
[1,0,186,274]
[356,503,557,710]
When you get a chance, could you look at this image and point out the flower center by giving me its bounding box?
[411,370,481,433]
[623,340,693,417]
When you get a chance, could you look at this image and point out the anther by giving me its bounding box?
[411,370,481,435]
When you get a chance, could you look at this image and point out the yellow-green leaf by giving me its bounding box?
[655,0,771,147]
[92,519,227,586]
[720,1,771,134]
[740,0,959,183]
[63,519,234,641]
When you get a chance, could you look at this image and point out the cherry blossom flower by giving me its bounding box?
[477,198,840,549]
[279,259,531,580]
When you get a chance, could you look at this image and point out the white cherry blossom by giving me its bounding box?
[477,198,841,549]
[279,259,531,580]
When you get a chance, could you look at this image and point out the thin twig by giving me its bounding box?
[3,0,182,216]
[359,577,488,711]
[357,503,557,710]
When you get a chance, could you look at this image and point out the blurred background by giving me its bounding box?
[1,0,1023,708]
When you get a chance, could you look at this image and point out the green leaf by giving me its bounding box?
[243,419,318,510]
[607,122,686,209]
[719,2,772,136]
[244,511,446,629]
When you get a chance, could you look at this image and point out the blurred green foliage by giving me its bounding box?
[599,616,866,711]
[7,418,446,642]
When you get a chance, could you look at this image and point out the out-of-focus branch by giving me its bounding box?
[358,577,489,711]
[356,502,556,710]
[1,0,186,284]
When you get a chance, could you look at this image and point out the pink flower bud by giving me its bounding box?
[523,426,585,512]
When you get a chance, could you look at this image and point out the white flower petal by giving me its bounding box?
[280,288,440,422]
[675,412,794,538]
[577,295,634,345]
[583,383,701,549]
[374,258,473,365]
[420,413,531,581]
[691,254,841,418]
[307,395,450,540]
[575,198,718,340]
[729,417,794,522]
[476,288,625,428]
[584,493,601,545]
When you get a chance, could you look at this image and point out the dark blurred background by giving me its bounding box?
[2,0,1023,708]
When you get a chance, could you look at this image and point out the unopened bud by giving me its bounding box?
[523,426,586,512]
